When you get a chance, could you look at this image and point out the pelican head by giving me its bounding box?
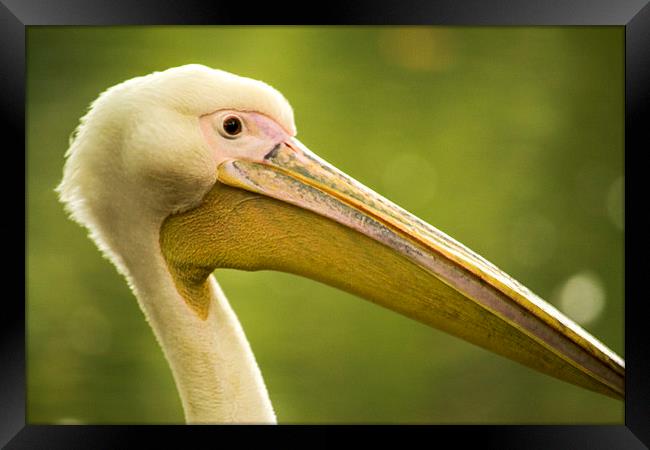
[58,64,624,423]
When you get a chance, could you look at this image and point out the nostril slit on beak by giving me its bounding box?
[264,143,282,160]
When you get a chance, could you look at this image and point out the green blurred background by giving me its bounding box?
[27,26,624,424]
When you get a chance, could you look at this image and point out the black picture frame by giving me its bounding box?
[5,1,649,448]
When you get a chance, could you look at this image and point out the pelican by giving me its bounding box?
[57,64,624,424]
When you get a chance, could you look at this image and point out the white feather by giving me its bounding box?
[57,65,294,423]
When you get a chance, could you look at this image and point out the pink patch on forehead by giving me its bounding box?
[247,112,293,140]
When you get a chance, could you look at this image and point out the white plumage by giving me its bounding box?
[58,65,293,423]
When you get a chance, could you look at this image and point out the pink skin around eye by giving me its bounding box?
[247,112,293,141]
[199,110,294,165]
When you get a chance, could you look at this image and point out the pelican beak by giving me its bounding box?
[162,138,624,400]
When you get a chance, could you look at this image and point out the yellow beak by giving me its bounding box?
[162,137,624,400]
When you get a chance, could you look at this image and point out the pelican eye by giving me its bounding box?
[222,116,243,137]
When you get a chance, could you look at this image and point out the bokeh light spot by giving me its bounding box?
[56,417,83,425]
[378,28,455,72]
[606,176,624,231]
[557,271,606,326]
[574,164,615,216]
[381,152,436,209]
